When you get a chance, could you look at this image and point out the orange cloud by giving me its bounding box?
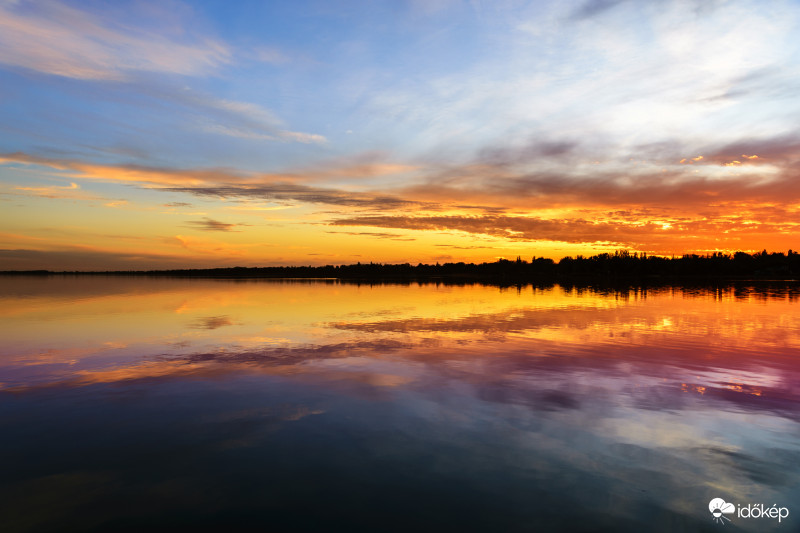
[0,232,47,244]
[0,151,418,192]
[328,213,800,255]
[5,130,800,265]
[16,182,79,192]
[12,181,97,200]
[2,153,220,186]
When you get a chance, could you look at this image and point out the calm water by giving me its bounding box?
[1,277,798,532]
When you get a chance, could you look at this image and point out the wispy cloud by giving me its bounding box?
[355,0,800,164]
[0,1,231,80]
[200,124,326,144]
[0,152,426,210]
[254,46,290,65]
[328,214,800,254]
[190,315,235,330]
[329,215,644,243]
[166,185,417,210]
[14,181,81,198]
[1,152,236,186]
[567,0,628,21]
[191,96,326,144]
[0,151,414,191]
[404,131,800,210]
[3,0,800,266]
[0,2,326,148]
[185,218,246,232]
[435,244,495,250]
[326,231,416,242]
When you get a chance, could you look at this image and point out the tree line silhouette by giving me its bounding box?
[6,249,800,281]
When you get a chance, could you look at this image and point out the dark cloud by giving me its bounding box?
[496,171,789,206]
[180,339,416,366]
[329,214,800,253]
[1,151,435,212]
[568,0,627,20]
[407,132,800,210]
[330,215,650,244]
[475,139,581,167]
[190,315,234,330]
[697,134,800,166]
[186,217,243,232]
[435,244,495,250]
[453,205,508,214]
[164,201,192,207]
[409,166,800,209]
[326,231,416,242]
[165,184,419,210]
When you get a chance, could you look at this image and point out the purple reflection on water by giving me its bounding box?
[0,278,798,531]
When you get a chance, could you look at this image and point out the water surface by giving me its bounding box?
[1,277,798,532]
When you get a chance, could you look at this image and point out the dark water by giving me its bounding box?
[1,277,798,532]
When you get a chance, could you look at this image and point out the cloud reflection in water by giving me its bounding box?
[0,278,798,531]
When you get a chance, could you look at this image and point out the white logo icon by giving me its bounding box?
[709,498,735,525]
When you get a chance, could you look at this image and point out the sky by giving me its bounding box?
[1,0,800,270]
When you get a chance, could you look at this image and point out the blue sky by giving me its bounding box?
[2,0,800,269]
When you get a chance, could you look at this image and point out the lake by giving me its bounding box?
[1,276,798,532]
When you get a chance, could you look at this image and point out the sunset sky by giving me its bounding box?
[2,0,800,270]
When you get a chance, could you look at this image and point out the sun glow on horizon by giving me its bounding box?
[1,0,800,270]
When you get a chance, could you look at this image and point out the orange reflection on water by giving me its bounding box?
[1,277,799,397]
[682,383,707,395]
[2,277,799,533]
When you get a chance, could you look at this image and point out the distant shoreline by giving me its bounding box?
[3,251,800,283]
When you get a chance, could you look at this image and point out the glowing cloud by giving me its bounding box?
[2,0,800,268]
